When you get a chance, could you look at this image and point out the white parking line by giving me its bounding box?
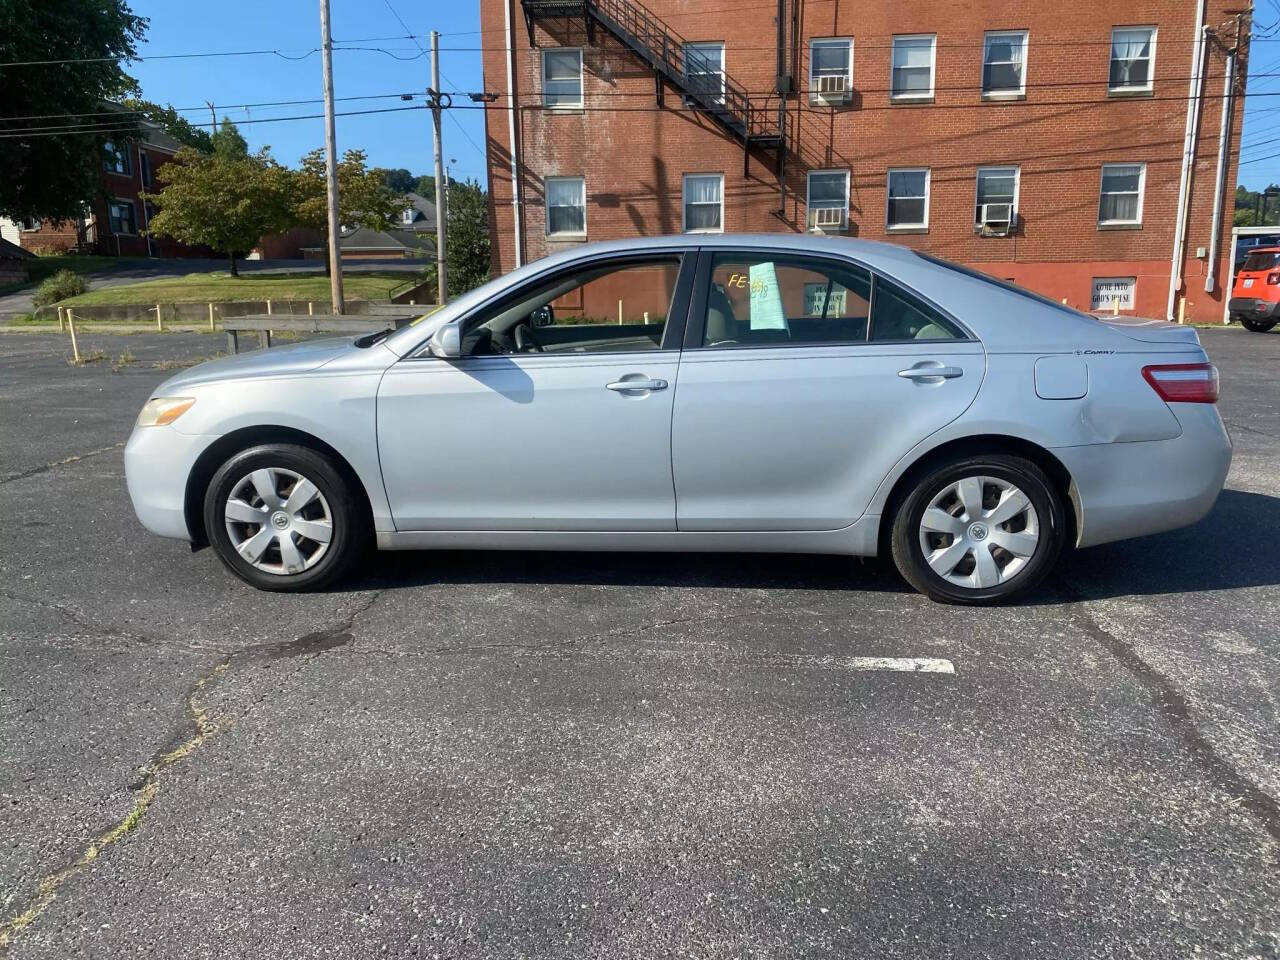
[843,657,955,674]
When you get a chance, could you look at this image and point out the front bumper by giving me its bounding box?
[1054,403,1232,548]
[124,425,219,541]
[1228,296,1280,319]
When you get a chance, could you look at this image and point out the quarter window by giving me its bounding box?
[809,38,853,100]
[103,140,131,175]
[886,168,929,229]
[891,35,935,99]
[701,252,873,347]
[807,170,849,231]
[1098,163,1145,226]
[975,166,1019,226]
[869,279,963,342]
[1109,27,1155,92]
[546,176,586,236]
[683,173,723,233]
[982,31,1027,97]
[684,42,725,105]
[542,49,583,108]
[108,199,137,235]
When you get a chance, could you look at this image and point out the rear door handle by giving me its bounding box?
[606,377,668,392]
[898,365,963,381]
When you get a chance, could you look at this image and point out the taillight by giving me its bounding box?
[1141,363,1219,404]
[1267,272,1280,285]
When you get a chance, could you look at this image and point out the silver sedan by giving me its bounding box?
[125,235,1231,604]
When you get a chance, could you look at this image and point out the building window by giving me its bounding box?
[108,199,137,235]
[1109,27,1155,93]
[982,31,1027,97]
[401,207,415,225]
[891,35,935,100]
[886,168,929,229]
[683,173,723,233]
[139,151,153,187]
[683,42,725,105]
[807,169,849,230]
[19,218,41,232]
[1098,163,1145,226]
[546,176,586,236]
[103,140,132,176]
[809,38,853,101]
[542,48,583,109]
[975,165,1019,228]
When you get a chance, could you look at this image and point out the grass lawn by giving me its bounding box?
[59,271,422,307]
[0,255,122,296]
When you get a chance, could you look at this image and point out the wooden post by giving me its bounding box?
[1112,296,1119,316]
[67,310,80,363]
[57,306,65,332]
[266,299,272,316]
[1177,296,1187,325]
[308,301,314,316]
[156,303,164,331]
[618,299,623,325]
[209,302,216,331]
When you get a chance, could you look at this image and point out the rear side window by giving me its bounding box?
[1241,251,1280,272]
[869,278,964,341]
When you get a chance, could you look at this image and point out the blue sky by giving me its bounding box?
[128,3,1280,193]
[127,0,489,185]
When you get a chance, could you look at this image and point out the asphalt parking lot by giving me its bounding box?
[1,326,1277,958]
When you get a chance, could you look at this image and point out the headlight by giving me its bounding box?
[136,397,196,427]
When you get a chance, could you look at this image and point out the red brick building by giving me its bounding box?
[13,121,208,259]
[480,0,1246,320]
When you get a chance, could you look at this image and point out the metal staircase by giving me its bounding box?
[521,0,785,171]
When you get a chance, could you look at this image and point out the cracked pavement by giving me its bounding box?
[0,327,1277,958]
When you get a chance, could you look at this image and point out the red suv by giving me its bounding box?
[1229,246,1280,332]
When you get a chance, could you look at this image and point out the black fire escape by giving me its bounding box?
[520,0,786,178]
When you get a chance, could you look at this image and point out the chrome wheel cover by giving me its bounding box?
[224,467,333,576]
[918,475,1040,589]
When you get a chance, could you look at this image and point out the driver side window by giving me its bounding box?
[464,257,683,356]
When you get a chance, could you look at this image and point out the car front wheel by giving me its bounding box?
[204,443,366,591]
[890,454,1066,605]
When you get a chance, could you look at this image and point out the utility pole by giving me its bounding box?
[430,30,448,304]
[205,101,217,132]
[319,0,345,313]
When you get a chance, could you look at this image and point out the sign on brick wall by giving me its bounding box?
[1091,277,1136,312]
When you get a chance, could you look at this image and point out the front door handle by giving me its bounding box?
[606,377,668,392]
[898,364,963,381]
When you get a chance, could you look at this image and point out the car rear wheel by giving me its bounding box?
[890,454,1066,605]
[204,443,366,591]
[1239,316,1277,333]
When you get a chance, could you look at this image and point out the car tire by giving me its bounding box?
[890,454,1066,605]
[203,443,367,592]
[1240,316,1277,333]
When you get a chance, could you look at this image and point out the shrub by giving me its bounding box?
[32,269,89,307]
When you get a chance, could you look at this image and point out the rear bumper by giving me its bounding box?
[1228,296,1280,318]
[1054,403,1232,548]
[124,425,219,541]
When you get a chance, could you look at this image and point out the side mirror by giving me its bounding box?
[530,305,554,327]
[427,322,462,358]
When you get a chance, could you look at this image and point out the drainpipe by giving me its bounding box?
[1205,34,1237,294]
[1166,0,1209,321]
[504,0,524,269]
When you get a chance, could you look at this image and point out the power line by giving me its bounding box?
[0,104,427,139]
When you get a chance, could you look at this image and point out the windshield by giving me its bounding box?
[1241,251,1280,273]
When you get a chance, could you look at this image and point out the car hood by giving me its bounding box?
[155,336,358,392]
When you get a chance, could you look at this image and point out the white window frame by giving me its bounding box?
[1109,26,1156,94]
[682,172,724,234]
[885,167,930,230]
[108,198,137,236]
[974,165,1020,227]
[981,30,1027,98]
[1098,162,1146,227]
[103,140,131,176]
[401,207,415,225]
[806,169,850,231]
[683,41,726,105]
[809,37,853,101]
[545,175,587,238]
[541,47,584,110]
[890,34,936,101]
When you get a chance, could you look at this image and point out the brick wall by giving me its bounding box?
[481,0,1246,320]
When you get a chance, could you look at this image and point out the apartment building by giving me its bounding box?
[480,0,1246,320]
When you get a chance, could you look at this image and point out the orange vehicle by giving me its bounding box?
[1228,246,1280,332]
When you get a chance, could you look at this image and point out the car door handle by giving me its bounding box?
[606,378,668,392]
[898,365,963,381]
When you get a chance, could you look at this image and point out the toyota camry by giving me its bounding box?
[125,235,1231,604]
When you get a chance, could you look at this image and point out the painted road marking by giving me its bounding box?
[842,657,955,673]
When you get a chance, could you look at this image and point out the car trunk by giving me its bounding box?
[1096,316,1203,345]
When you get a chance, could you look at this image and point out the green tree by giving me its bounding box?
[376,167,417,193]
[445,178,491,295]
[144,146,291,276]
[1235,183,1280,226]
[414,174,437,198]
[291,149,406,264]
[212,118,249,158]
[0,0,147,223]
[119,98,214,152]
